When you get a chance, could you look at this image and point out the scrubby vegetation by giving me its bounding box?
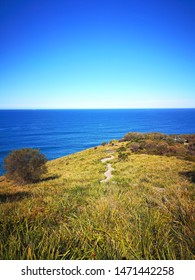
[120,132,195,161]
[0,133,194,260]
[4,148,47,184]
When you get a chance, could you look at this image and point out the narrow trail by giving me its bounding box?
[100,155,114,183]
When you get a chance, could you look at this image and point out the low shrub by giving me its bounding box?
[129,142,141,152]
[117,146,126,152]
[118,152,128,161]
[4,148,47,184]
[122,132,145,142]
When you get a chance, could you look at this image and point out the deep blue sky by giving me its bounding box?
[0,0,195,108]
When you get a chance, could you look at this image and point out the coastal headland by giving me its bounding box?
[0,132,194,260]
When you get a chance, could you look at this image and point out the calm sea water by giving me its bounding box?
[0,109,195,175]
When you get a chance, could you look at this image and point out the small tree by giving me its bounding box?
[4,148,47,184]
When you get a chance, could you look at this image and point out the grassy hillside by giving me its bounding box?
[0,137,195,260]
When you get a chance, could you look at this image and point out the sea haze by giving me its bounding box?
[0,109,195,175]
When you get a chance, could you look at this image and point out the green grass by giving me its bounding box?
[0,142,194,259]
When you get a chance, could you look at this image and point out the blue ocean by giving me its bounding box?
[0,109,195,175]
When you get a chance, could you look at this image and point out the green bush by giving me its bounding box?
[117,146,126,152]
[118,152,128,161]
[4,148,47,184]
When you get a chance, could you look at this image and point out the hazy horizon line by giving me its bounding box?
[0,107,195,110]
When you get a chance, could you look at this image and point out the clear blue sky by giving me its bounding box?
[0,0,195,109]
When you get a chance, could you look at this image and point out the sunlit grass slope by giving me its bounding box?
[0,142,194,259]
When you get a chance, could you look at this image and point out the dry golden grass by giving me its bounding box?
[0,142,194,259]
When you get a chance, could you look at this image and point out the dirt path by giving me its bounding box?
[100,155,114,183]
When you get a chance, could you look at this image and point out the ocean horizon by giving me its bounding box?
[0,108,195,175]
